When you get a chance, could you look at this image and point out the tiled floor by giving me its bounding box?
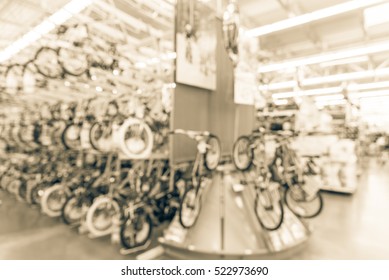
[0,158,388,260]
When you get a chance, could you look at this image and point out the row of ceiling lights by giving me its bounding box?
[244,0,389,106]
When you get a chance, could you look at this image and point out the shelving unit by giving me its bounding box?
[158,165,311,260]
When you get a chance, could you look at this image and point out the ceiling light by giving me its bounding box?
[273,99,288,106]
[259,39,389,73]
[316,99,347,107]
[315,94,345,102]
[348,81,389,91]
[319,56,369,68]
[364,2,389,29]
[302,67,389,86]
[352,89,389,99]
[272,87,342,99]
[258,81,297,91]
[247,0,384,37]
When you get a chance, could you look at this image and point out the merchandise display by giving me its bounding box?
[1,0,389,261]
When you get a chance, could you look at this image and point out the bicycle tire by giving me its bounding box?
[41,184,69,217]
[178,184,201,229]
[89,122,112,152]
[254,189,284,231]
[5,64,24,95]
[30,184,44,205]
[284,186,323,219]
[58,47,89,76]
[89,122,103,151]
[34,47,63,79]
[85,196,121,237]
[7,178,21,197]
[232,135,254,171]
[61,195,85,225]
[120,213,153,250]
[18,178,27,200]
[116,118,153,159]
[61,123,81,150]
[204,135,221,171]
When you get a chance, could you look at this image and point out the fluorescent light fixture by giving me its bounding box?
[262,73,389,95]
[348,81,389,91]
[0,0,94,63]
[247,0,384,37]
[273,99,288,106]
[316,99,347,107]
[258,81,297,91]
[302,67,389,86]
[259,39,389,73]
[364,2,389,29]
[315,94,345,102]
[319,56,369,68]
[272,86,342,99]
[352,89,389,99]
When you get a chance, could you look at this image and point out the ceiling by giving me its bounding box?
[1,0,389,105]
[1,0,388,67]
[239,0,389,59]
[0,0,174,61]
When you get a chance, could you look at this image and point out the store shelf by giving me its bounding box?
[158,166,311,260]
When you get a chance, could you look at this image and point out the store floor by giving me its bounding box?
[0,158,388,260]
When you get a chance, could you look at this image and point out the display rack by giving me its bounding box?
[156,165,311,260]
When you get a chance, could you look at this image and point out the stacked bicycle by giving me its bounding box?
[232,128,324,231]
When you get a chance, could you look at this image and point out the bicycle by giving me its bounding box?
[232,128,284,231]
[270,131,324,219]
[119,160,179,250]
[169,129,221,229]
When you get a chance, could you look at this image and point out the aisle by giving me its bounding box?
[0,159,388,259]
[291,159,389,259]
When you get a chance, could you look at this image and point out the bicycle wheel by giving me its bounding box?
[89,122,112,152]
[85,197,121,237]
[58,47,88,76]
[30,184,45,205]
[120,213,153,249]
[232,136,253,171]
[5,64,24,95]
[179,185,201,229]
[284,185,323,218]
[204,135,221,171]
[18,178,27,200]
[41,184,69,217]
[7,178,21,197]
[61,124,81,150]
[254,186,284,231]
[61,195,85,225]
[89,122,103,151]
[34,47,63,78]
[116,118,153,159]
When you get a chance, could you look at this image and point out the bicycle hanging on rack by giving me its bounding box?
[232,128,284,231]
[169,129,221,229]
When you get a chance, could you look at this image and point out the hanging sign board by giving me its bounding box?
[175,0,217,90]
[234,71,256,105]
